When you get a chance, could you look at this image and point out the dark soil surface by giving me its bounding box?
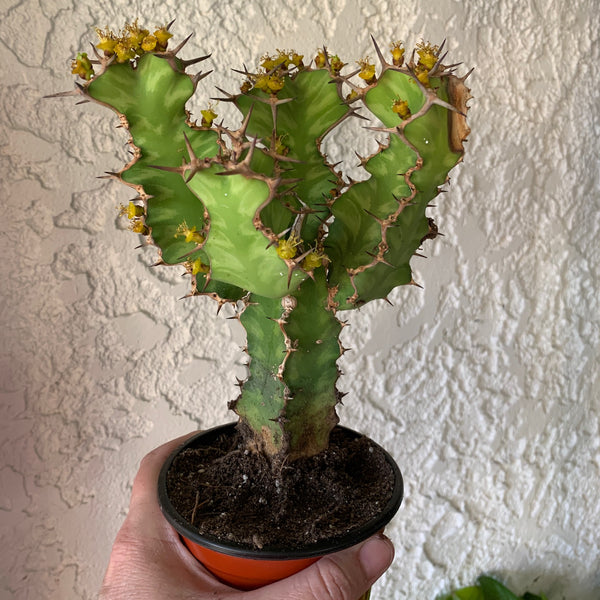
[166,426,395,550]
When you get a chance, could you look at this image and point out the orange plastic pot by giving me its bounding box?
[158,423,403,591]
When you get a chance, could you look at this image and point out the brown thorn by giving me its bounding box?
[181,53,212,68]
[239,102,255,137]
[97,171,121,180]
[461,67,475,81]
[348,108,370,122]
[192,70,213,88]
[148,164,186,175]
[431,95,466,117]
[364,208,383,223]
[182,131,198,162]
[211,86,237,102]
[43,88,82,99]
[89,42,103,61]
[170,32,194,56]
[232,65,254,77]
[370,34,387,68]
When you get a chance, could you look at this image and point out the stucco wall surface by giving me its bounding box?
[1,0,599,598]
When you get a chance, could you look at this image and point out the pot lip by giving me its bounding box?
[158,421,403,561]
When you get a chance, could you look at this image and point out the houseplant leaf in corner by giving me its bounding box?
[438,575,549,600]
[50,21,472,593]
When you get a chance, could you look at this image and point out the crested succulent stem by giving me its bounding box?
[58,23,471,461]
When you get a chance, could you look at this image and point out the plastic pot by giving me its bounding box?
[158,422,403,591]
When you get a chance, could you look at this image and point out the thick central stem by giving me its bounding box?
[231,272,342,459]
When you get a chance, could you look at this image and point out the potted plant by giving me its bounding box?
[52,20,471,593]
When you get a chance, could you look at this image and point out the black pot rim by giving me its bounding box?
[158,422,403,561]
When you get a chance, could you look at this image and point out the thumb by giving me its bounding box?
[254,534,394,600]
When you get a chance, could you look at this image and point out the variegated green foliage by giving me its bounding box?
[58,23,471,459]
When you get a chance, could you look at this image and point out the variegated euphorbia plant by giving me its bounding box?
[55,21,471,462]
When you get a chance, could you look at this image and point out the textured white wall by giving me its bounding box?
[1,1,599,598]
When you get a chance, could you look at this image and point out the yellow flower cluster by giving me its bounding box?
[241,49,304,95]
[414,41,440,87]
[260,50,304,71]
[314,50,345,74]
[95,20,173,63]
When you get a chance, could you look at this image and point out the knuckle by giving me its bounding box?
[308,558,354,600]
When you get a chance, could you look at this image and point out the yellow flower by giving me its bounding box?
[127,202,145,219]
[114,41,135,63]
[175,222,205,244]
[201,106,218,128]
[188,258,209,275]
[390,41,405,66]
[414,64,430,87]
[416,41,439,71]
[154,26,173,50]
[329,55,345,74]
[357,58,376,83]
[130,220,149,235]
[276,234,301,260]
[141,34,158,52]
[392,98,411,120]
[71,52,94,80]
[302,250,325,270]
[314,50,327,68]
[95,27,117,54]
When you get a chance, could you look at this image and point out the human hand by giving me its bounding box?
[99,433,395,600]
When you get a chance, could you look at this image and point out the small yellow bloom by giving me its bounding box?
[127,202,145,219]
[302,251,324,271]
[125,21,149,49]
[201,106,218,128]
[130,220,149,235]
[392,98,411,120]
[154,26,173,49]
[114,41,135,63]
[71,52,94,80]
[254,73,284,94]
[289,51,304,68]
[95,27,117,54]
[267,134,289,156]
[329,55,345,74]
[141,34,158,52]
[357,58,376,83]
[414,64,430,87]
[416,41,439,71]
[175,222,205,244]
[276,234,301,260]
[314,50,327,69]
[188,258,209,275]
[390,41,405,66]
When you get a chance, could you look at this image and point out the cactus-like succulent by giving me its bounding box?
[55,21,471,462]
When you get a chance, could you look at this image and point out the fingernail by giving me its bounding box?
[358,535,395,580]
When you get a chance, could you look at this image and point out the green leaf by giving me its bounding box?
[438,586,484,600]
[478,576,520,600]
